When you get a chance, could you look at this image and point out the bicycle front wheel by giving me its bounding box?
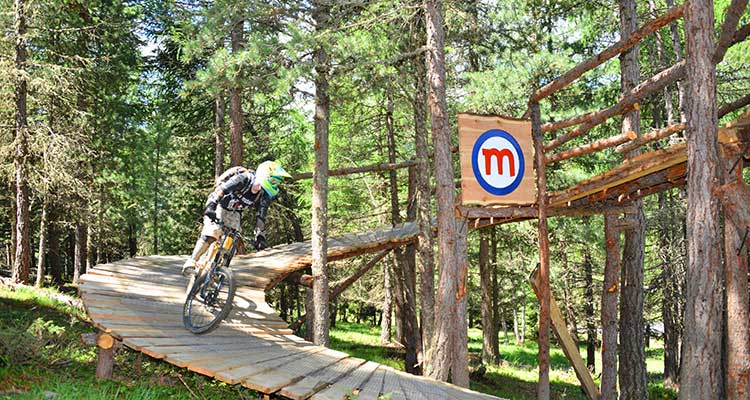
[182,266,236,334]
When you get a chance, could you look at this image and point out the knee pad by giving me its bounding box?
[200,235,217,243]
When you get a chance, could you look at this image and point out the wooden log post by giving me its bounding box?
[95,333,118,380]
[530,266,600,400]
[530,5,684,102]
[615,123,686,154]
[712,0,749,64]
[719,94,750,119]
[545,61,686,152]
[531,101,551,400]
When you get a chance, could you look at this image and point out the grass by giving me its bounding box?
[0,285,677,400]
[328,322,678,400]
[0,284,258,399]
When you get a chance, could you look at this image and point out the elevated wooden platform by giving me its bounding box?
[462,112,750,227]
[79,224,501,400]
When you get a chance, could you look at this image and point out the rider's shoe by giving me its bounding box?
[182,259,197,276]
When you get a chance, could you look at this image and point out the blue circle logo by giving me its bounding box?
[471,130,525,196]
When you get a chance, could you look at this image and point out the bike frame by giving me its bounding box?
[198,225,241,300]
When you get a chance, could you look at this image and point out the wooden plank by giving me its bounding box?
[211,346,327,383]
[171,342,316,373]
[357,366,386,400]
[141,340,273,360]
[393,370,444,400]
[241,348,350,393]
[122,334,296,350]
[549,144,686,206]
[378,368,407,400]
[530,266,600,400]
[311,360,379,400]
[278,357,367,400]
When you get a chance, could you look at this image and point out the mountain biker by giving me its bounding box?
[181,160,292,276]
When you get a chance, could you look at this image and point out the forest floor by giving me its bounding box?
[330,321,677,400]
[0,285,676,400]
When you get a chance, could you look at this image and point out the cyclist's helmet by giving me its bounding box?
[255,160,292,198]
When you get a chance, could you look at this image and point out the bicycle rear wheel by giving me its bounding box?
[182,266,236,334]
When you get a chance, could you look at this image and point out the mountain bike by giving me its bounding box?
[183,223,239,334]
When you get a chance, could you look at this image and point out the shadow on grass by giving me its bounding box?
[471,368,588,400]
[496,345,572,370]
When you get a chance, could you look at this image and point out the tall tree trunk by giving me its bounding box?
[402,165,420,374]
[665,0,686,123]
[618,1,648,397]
[480,228,498,364]
[583,247,596,373]
[48,220,62,287]
[12,0,30,285]
[385,91,405,346]
[229,20,244,167]
[9,183,16,269]
[601,213,621,400]
[380,258,393,344]
[724,157,749,400]
[311,1,331,347]
[660,191,680,387]
[490,229,500,353]
[680,2,724,398]
[451,219,470,387]
[35,201,48,288]
[86,224,95,270]
[73,224,87,285]
[305,288,315,342]
[424,0,459,383]
[412,10,436,374]
[214,92,226,178]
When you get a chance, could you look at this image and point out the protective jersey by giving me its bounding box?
[214,170,272,233]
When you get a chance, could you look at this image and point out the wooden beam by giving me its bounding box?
[530,266,600,400]
[542,112,596,133]
[330,249,390,299]
[544,61,686,152]
[733,23,750,46]
[284,271,314,288]
[719,94,750,119]
[545,131,637,165]
[713,0,749,64]
[291,160,418,180]
[549,144,687,206]
[615,123,686,154]
[529,5,684,102]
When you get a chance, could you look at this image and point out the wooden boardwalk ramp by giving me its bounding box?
[79,223,501,400]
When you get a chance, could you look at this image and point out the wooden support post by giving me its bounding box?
[95,333,118,380]
[531,101,551,400]
[601,213,620,400]
[530,266,600,400]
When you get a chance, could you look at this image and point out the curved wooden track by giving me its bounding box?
[79,223,501,400]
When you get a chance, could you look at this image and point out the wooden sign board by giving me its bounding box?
[458,113,536,205]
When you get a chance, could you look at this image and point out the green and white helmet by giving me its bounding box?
[255,160,292,198]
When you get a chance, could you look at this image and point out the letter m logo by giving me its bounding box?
[482,148,516,177]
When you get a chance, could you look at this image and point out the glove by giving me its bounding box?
[254,233,268,251]
[204,195,219,222]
